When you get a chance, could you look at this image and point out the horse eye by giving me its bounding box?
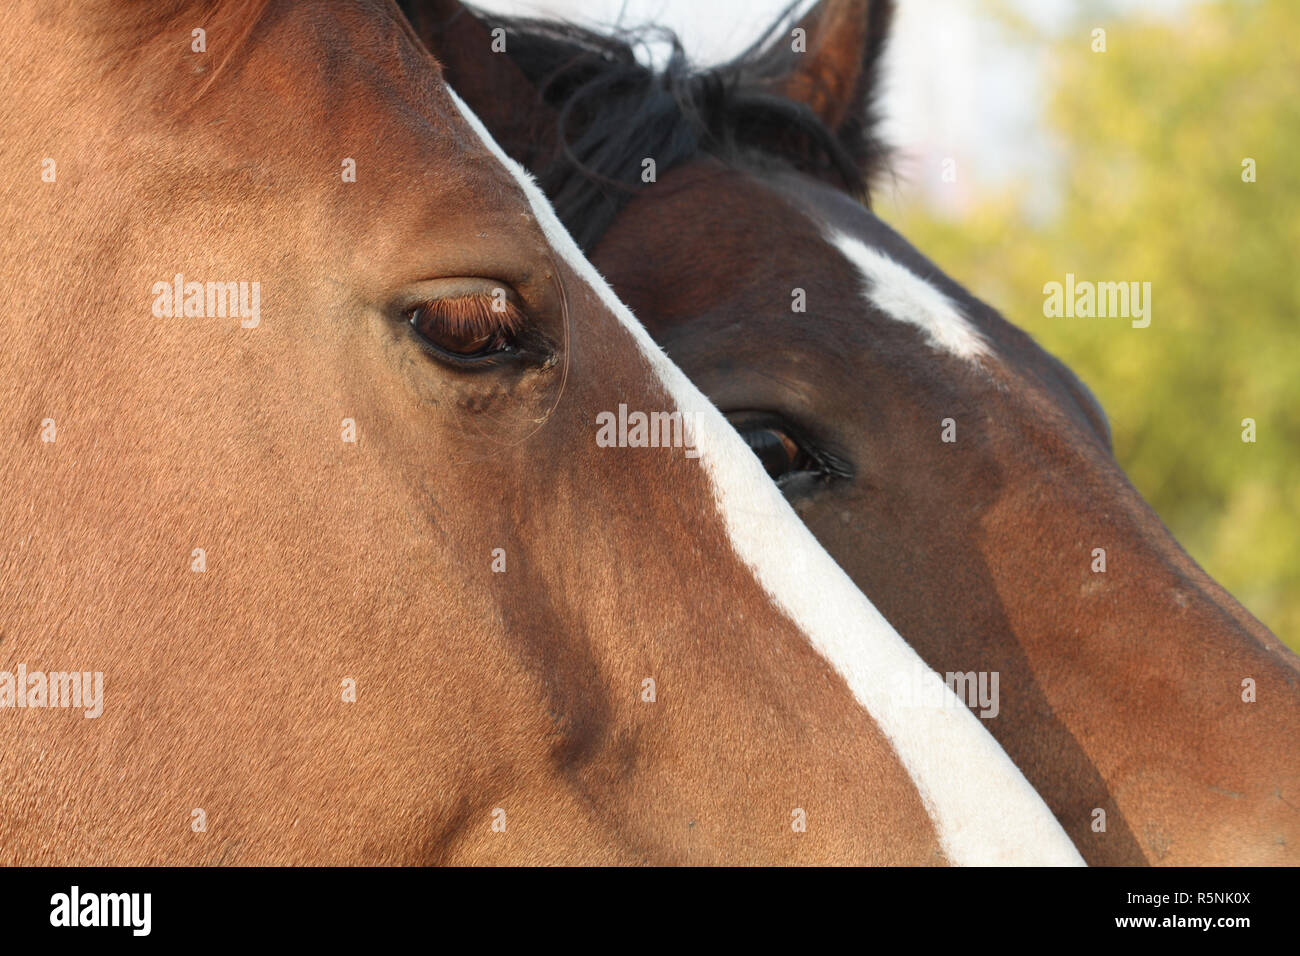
[410,306,508,355]
[728,412,852,495]
[738,425,814,483]
[408,297,519,363]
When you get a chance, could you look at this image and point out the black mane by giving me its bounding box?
[461,6,889,250]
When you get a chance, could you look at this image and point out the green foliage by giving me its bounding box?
[890,0,1299,648]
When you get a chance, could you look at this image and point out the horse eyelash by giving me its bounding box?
[413,294,527,339]
[780,424,854,481]
[813,447,855,481]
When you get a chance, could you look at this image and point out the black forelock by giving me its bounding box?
[456,5,888,251]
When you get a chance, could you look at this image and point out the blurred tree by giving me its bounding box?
[890,0,1299,648]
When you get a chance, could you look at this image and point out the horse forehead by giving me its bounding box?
[172,7,548,268]
[610,165,989,364]
[242,5,451,145]
[759,174,992,363]
[773,176,1119,448]
[173,3,465,167]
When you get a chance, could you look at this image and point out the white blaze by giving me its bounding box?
[828,230,991,361]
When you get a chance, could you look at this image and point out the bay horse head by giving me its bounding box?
[412,0,1300,864]
[0,1,1081,864]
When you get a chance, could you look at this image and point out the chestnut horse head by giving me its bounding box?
[413,0,1300,864]
[0,1,1081,864]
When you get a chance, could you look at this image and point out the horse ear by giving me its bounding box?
[755,0,895,174]
[403,0,557,167]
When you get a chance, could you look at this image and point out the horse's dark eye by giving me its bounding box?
[407,292,528,366]
[743,427,798,477]
[726,412,850,496]
[410,307,507,356]
[410,302,515,359]
[739,426,815,483]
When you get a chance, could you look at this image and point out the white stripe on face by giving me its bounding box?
[445,89,1079,866]
[828,230,992,361]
